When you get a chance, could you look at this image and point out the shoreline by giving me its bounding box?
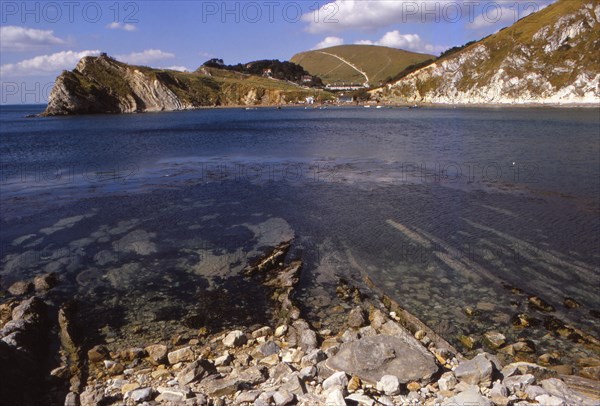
[15,99,600,118]
[1,242,599,405]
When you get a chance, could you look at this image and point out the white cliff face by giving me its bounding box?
[383,1,600,105]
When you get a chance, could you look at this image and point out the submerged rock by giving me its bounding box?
[8,280,33,296]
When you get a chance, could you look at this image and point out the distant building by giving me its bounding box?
[263,69,272,78]
[305,96,315,104]
[301,75,313,83]
[326,83,368,91]
[337,95,354,103]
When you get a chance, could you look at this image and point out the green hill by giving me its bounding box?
[291,45,435,86]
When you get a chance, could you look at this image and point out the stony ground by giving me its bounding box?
[1,244,599,406]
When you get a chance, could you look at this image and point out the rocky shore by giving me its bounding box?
[1,244,599,406]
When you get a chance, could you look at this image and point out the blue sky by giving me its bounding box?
[1,0,555,104]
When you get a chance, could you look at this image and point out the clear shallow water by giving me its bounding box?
[1,105,599,361]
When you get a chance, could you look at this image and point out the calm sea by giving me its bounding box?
[1,105,599,359]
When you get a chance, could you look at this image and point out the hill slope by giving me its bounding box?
[291,45,435,86]
[43,55,329,116]
[378,0,600,105]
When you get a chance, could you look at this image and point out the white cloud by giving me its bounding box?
[0,50,101,77]
[0,26,65,52]
[115,49,175,65]
[107,22,138,32]
[313,36,345,50]
[357,31,446,55]
[163,66,189,72]
[303,0,556,33]
[303,0,456,33]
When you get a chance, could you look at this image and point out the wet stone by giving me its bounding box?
[528,296,555,312]
[563,297,581,309]
[33,273,58,292]
[483,331,506,349]
[8,281,33,296]
[348,306,367,328]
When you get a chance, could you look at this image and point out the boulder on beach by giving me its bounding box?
[326,334,438,384]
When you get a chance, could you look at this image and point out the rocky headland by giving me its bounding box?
[41,55,326,116]
[1,243,599,406]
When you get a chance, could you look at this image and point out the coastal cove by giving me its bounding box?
[1,105,599,404]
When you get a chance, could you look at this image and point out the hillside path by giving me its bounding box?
[317,51,369,85]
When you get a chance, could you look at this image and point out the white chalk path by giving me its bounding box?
[317,51,369,85]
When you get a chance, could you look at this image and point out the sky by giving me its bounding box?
[0,0,556,104]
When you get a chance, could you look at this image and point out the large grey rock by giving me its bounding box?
[454,353,495,387]
[540,378,593,405]
[326,334,437,384]
[442,390,492,406]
